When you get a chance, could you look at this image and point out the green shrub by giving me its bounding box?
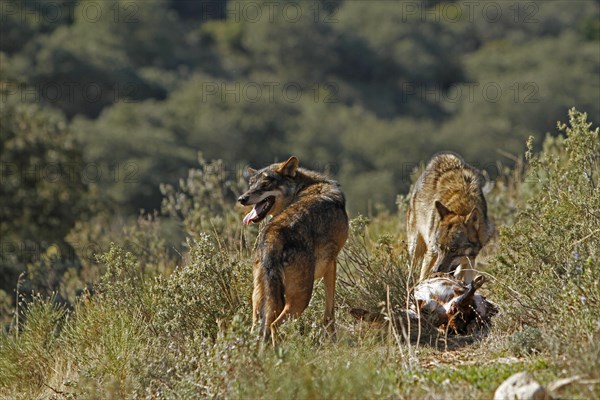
[139,314,261,399]
[0,294,67,395]
[491,108,599,378]
[508,326,545,356]
[338,215,411,317]
[61,296,152,399]
[161,155,247,248]
[153,234,253,340]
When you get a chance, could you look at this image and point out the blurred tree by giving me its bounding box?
[435,32,600,166]
[0,99,89,298]
[334,1,465,118]
[0,0,74,54]
[71,100,197,213]
[164,73,300,166]
[4,0,223,118]
[337,113,436,212]
[465,0,598,45]
[169,0,227,20]
[7,22,166,118]
[1,0,598,220]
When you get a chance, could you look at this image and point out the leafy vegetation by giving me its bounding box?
[490,109,599,382]
[1,109,598,399]
[0,0,599,397]
[2,0,598,212]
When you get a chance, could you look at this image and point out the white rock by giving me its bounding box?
[493,372,549,400]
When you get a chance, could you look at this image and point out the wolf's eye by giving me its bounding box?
[450,247,457,253]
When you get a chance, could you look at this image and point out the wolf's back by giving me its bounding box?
[415,152,487,216]
[277,180,348,242]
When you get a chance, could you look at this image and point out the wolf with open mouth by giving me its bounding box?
[238,156,349,344]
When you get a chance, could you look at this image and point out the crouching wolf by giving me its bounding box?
[238,156,349,344]
[407,152,493,282]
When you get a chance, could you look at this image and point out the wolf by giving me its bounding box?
[238,156,349,344]
[407,152,493,283]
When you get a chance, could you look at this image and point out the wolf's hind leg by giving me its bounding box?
[323,259,337,338]
[251,265,265,333]
[269,266,314,345]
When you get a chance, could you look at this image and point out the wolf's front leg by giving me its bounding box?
[419,250,439,282]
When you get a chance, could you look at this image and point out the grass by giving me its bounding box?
[0,109,598,399]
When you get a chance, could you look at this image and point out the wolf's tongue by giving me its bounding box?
[243,207,258,225]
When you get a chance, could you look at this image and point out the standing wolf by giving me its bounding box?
[238,156,349,344]
[407,152,493,283]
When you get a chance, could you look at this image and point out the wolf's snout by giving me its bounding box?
[238,194,250,205]
[432,254,451,274]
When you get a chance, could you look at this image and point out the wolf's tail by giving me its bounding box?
[261,252,285,340]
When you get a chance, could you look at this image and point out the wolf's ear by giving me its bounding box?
[435,201,453,218]
[243,166,257,179]
[277,156,299,177]
[466,207,480,228]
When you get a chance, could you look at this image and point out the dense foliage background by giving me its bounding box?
[0,1,599,396]
[3,0,598,207]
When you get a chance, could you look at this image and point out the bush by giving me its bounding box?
[0,294,67,395]
[153,234,253,340]
[491,108,599,378]
[338,215,411,316]
[161,155,247,248]
[508,326,544,356]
